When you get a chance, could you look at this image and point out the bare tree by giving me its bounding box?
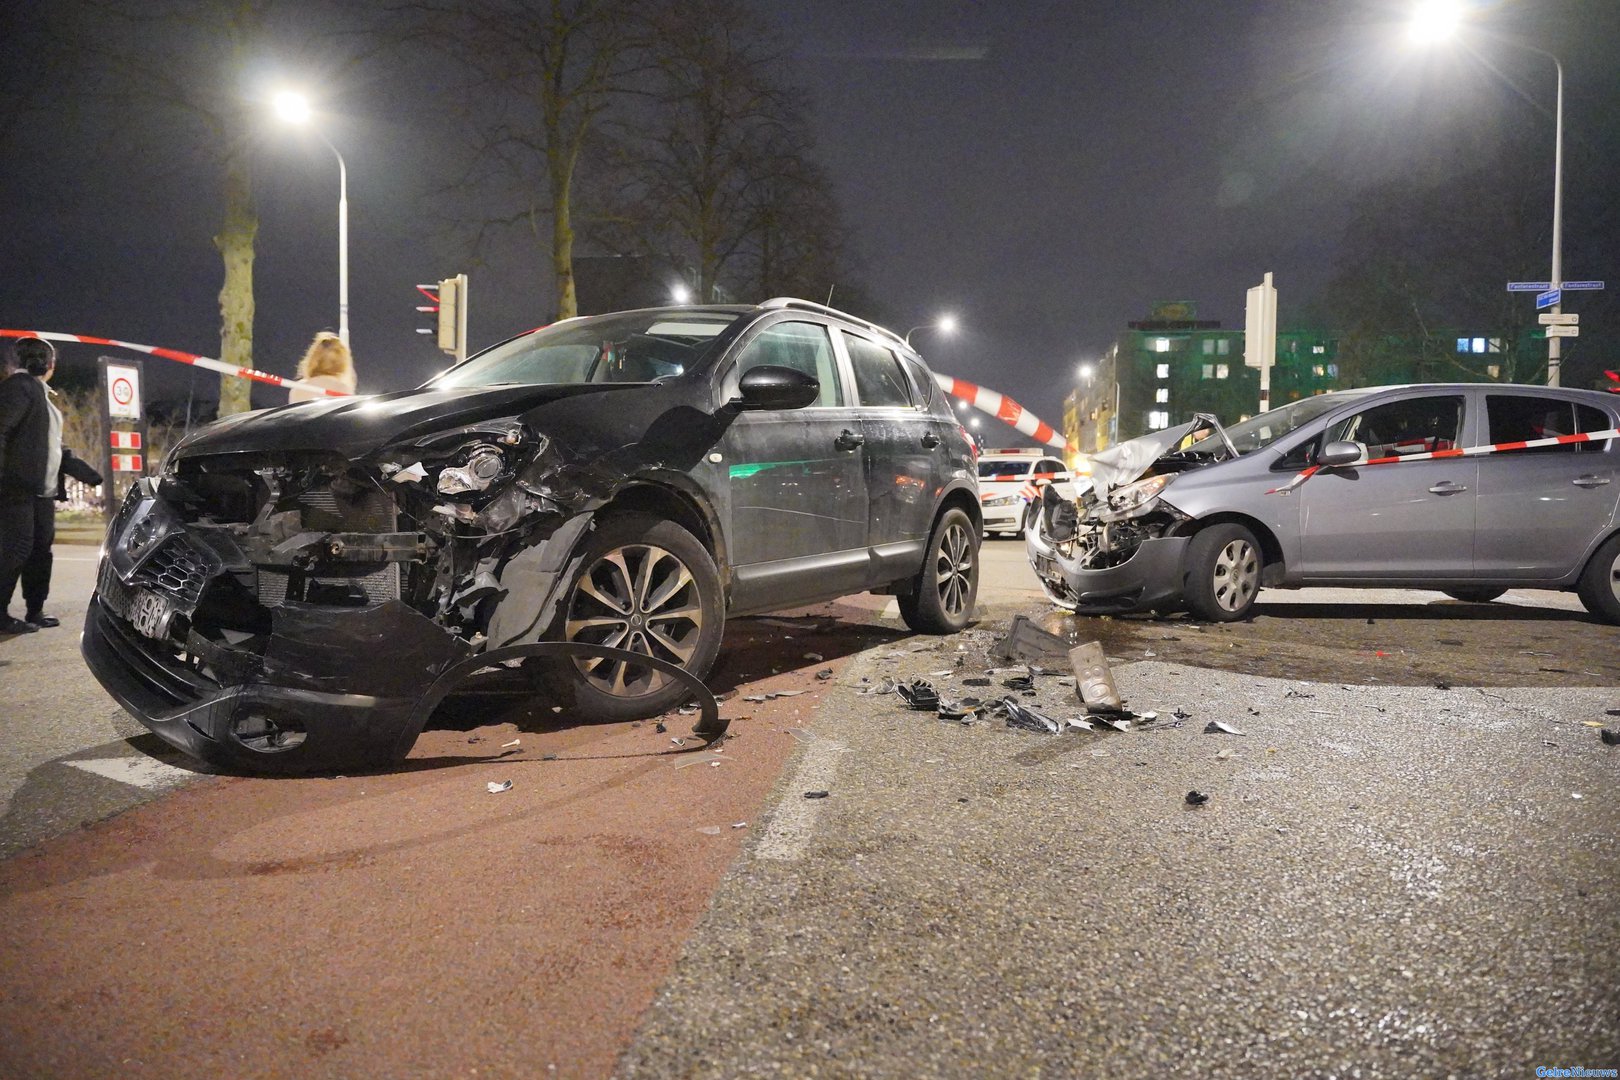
[402,0,652,320]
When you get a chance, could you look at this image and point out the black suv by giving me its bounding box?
[82,298,981,773]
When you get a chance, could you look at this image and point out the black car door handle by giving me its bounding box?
[920,432,941,449]
[1428,481,1468,495]
[835,429,864,451]
[1572,475,1611,488]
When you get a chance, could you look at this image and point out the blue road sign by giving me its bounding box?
[1536,288,1561,309]
[1561,280,1605,290]
[1507,281,1552,292]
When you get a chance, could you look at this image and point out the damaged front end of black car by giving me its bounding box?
[82,391,629,773]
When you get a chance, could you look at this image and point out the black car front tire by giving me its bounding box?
[1183,523,1262,622]
[899,507,979,634]
[546,513,724,721]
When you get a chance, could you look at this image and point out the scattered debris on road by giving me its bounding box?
[804,790,830,799]
[1205,720,1247,736]
[1601,729,1620,746]
[1070,640,1124,713]
[897,679,941,711]
[487,780,512,794]
[1185,790,1210,806]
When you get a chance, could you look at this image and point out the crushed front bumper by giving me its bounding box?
[1025,526,1190,614]
[82,593,466,775]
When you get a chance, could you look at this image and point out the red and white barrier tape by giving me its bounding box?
[934,373,1069,452]
[1268,427,1620,494]
[1,330,353,399]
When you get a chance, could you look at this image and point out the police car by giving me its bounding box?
[977,448,1081,536]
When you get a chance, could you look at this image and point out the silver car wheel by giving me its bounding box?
[564,543,703,697]
[1211,537,1260,613]
[936,521,975,617]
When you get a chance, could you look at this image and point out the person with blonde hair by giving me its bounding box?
[288,331,357,403]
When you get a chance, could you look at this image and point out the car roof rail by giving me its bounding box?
[758,297,911,350]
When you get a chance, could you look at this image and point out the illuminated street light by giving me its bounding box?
[272,90,350,347]
[904,313,959,346]
[1405,6,1568,385]
[1078,362,1094,383]
[1406,0,1461,45]
[671,283,692,304]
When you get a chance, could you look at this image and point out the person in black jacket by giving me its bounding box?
[0,337,64,633]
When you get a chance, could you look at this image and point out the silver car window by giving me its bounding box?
[1328,396,1464,459]
[1487,395,1612,454]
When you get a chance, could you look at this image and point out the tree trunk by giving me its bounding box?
[214,139,257,416]
[550,149,577,320]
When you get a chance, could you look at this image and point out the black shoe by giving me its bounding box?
[25,612,59,628]
[0,615,38,634]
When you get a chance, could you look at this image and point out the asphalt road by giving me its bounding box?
[1,535,1617,1078]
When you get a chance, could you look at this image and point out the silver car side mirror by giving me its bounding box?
[1317,440,1366,468]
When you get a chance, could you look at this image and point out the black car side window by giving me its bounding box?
[728,321,841,407]
[842,332,912,408]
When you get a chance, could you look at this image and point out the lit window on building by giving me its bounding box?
[1202,339,1215,355]
[1312,344,1326,354]
[1456,338,1469,353]
[1328,364,1338,377]
[1489,338,1502,353]
[1216,363,1229,379]
[1239,414,1252,422]
[1217,339,1230,355]
[1487,364,1501,378]
[1156,363,1170,378]
[1472,337,1487,354]
[1147,410,1169,430]
[1312,364,1325,377]
[1202,363,1214,379]
[1155,388,1169,403]
[1154,338,1170,353]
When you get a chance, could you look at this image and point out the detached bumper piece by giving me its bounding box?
[83,596,462,775]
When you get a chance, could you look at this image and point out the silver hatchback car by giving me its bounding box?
[1027,383,1620,623]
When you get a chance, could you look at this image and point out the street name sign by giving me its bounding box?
[1539,313,1579,325]
[1561,281,1605,290]
[1507,281,1551,292]
[1536,288,1561,309]
[1544,325,1579,338]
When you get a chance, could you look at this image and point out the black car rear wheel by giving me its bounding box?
[547,513,724,720]
[899,507,979,633]
[1576,533,1620,625]
[1184,523,1261,622]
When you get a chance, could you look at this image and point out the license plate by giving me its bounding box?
[129,589,177,640]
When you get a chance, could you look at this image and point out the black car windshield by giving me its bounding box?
[432,310,743,388]
[1185,391,1373,455]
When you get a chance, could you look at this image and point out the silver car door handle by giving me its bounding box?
[1572,475,1612,488]
[1428,481,1468,495]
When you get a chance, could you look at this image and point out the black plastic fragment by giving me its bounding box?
[963,677,992,687]
[1185,790,1210,806]
[897,678,941,711]
[804,790,830,799]
[989,614,1071,663]
[1601,728,1620,746]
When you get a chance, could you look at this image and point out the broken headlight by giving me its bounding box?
[1106,474,1173,514]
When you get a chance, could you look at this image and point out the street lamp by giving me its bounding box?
[1406,8,1567,385]
[273,90,350,347]
[671,282,692,304]
[1078,362,1094,384]
[904,313,958,346]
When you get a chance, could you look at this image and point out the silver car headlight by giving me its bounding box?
[1107,474,1173,514]
[983,494,1021,507]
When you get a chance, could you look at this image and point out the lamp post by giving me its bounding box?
[272,91,350,347]
[904,313,958,346]
[1407,3,1567,385]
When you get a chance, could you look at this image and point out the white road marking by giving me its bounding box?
[755,737,847,862]
[65,756,198,790]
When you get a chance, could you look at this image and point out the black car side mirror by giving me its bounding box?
[1317,440,1366,468]
[735,365,819,411]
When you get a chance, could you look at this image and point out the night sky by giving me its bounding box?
[3,0,1616,439]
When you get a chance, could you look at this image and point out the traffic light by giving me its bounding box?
[414,274,469,362]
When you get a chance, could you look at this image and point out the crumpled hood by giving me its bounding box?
[1087,419,1204,493]
[173,383,646,460]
